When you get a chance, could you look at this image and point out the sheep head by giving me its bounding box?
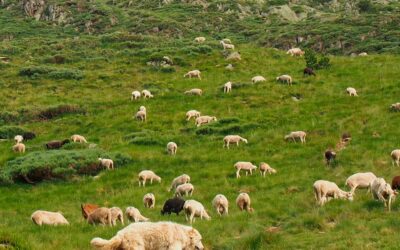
[242,138,248,143]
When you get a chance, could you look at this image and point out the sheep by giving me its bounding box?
[167,142,178,155]
[341,132,352,142]
[143,193,156,208]
[371,177,397,211]
[358,52,368,56]
[98,158,114,170]
[71,134,87,143]
[184,88,203,96]
[345,172,377,195]
[186,110,201,121]
[390,103,400,111]
[391,149,400,167]
[223,135,248,149]
[183,200,211,224]
[303,67,316,76]
[392,176,400,191]
[87,207,112,226]
[81,203,99,219]
[225,64,234,71]
[31,210,69,226]
[14,135,23,143]
[195,116,217,127]
[135,110,147,122]
[346,87,358,96]
[284,131,307,144]
[110,207,124,226]
[324,150,336,166]
[175,183,194,197]
[251,76,266,84]
[313,180,353,206]
[142,90,153,99]
[276,75,292,85]
[223,81,232,93]
[234,161,257,178]
[226,52,241,61]
[22,132,36,141]
[169,174,191,192]
[131,90,141,100]
[45,139,70,149]
[222,38,232,44]
[12,143,25,153]
[161,197,185,215]
[125,207,149,222]
[139,106,146,113]
[184,70,201,79]
[194,37,206,43]
[259,162,277,177]
[286,48,304,56]
[236,193,253,212]
[220,41,235,50]
[138,170,161,187]
[212,194,229,216]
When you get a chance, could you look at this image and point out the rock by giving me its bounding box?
[225,64,234,70]
[23,0,46,21]
[268,5,299,22]
[226,52,241,61]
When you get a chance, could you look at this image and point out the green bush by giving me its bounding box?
[19,66,84,80]
[0,126,28,139]
[37,104,86,120]
[304,49,331,69]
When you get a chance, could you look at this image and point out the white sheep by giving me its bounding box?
[131,90,141,100]
[110,207,124,226]
[345,172,377,194]
[223,81,232,93]
[183,200,211,224]
[236,193,253,212]
[143,193,155,208]
[285,131,307,144]
[276,75,292,85]
[184,70,201,79]
[98,158,114,170]
[222,38,232,44]
[234,161,257,178]
[14,135,23,144]
[371,178,397,211]
[184,88,203,96]
[225,64,234,71]
[125,207,149,222]
[167,142,178,155]
[71,134,87,143]
[220,41,235,50]
[186,110,201,121]
[138,170,161,187]
[358,52,368,56]
[390,103,400,111]
[142,90,153,99]
[251,76,266,84]
[391,149,400,167]
[194,37,206,43]
[169,174,191,192]
[286,48,304,57]
[175,183,194,197]
[87,207,112,226]
[259,162,277,177]
[223,135,247,149]
[135,110,147,122]
[12,143,25,153]
[212,194,229,216]
[139,106,146,113]
[346,87,358,96]
[313,180,353,206]
[31,210,69,226]
[195,116,217,127]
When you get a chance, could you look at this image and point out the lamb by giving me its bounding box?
[324,150,336,166]
[236,193,253,212]
[138,170,161,187]
[125,207,149,222]
[194,37,206,43]
[184,70,201,79]
[135,110,147,122]
[45,139,70,149]
[186,110,201,121]
[31,210,69,226]
[346,87,358,96]
[345,172,377,195]
[87,207,112,226]
[183,200,211,224]
[313,180,353,206]
[220,40,235,50]
[90,222,204,250]
[212,194,229,216]
[223,81,232,93]
[71,134,87,143]
[139,106,146,113]
[110,207,124,226]
[259,162,277,177]
[142,90,153,99]
[143,193,156,208]
[98,158,114,170]
[175,183,194,197]
[286,48,304,56]
[161,197,185,215]
[195,116,217,127]
[167,142,178,155]
[276,75,292,85]
[371,177,397,211]
[284,131,307,144]
[303,67,316,76]
[234,161,257,178]
[391,149,400,167]
[184,88,203,96]
[251,76,266,84]
[131,90,141,100]
[12,143,25,153]
[223,135,248,149]
[169,174,191,192]
[14,135,23,143]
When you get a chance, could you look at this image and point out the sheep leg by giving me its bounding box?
[150,178,153,184]
[245,171,248,176]
[236,170,240,178]
[236,141,239,147]
[397,159,400,167]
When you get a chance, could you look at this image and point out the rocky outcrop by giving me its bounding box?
[22,0,71,24]
[23,0,46,20]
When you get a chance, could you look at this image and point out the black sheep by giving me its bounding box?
[161,197,185,215]
[325,150,336,166]
[45,139,70,150]
[303,67,316,76]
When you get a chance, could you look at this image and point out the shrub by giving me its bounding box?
[358,0,375,13]
[19,66,84,80]
[304,49,331,70]
[0,126,28,139]
[0,111,19,124]
[37,105,86,120]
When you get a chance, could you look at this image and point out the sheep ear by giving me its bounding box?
[188,229,196,238]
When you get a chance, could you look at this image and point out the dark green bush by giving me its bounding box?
[0,111,19,124]
[0,126,28,139]
[358,0,375,13]
[37,105,86,120]
[19,66,84,80]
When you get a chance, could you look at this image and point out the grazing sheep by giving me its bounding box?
[341,132,352,142]
[286,48,304,56]
[390,103,400,111]
[184,70,201,79]
[183,200,211,224]
[194,37,206,43]
[138,170,161,187]
[31,211,69,226]
[139,106,146,113]
[186,110,201,121]
[358,52,368,56]
[223,81,232,93]
[12,143,25,153]
[71,134,87,143]
[22,132,36,141]
[220,40,235,50]
[110,207,124,226]
[346,87,358,96]
[212,194,229,216]
[175,183,194,197]
[259,162,277,177]
[391,149,400,167]
[90,222,204,250]
[251,76,266,84]
[303,67,316,76]
[161,197,186,215]
[167,142,178,155]
[169,174,191,192]
[391,176,400,191]
[135,110,147,122]
[125,207,149,222]
[285,131,307,143]
[276,75,292,85]
[346,172,377,195]
[81,203,99,219]
[195,116,217,127]
[45,139,70,150]
[184,88,203,96]
[14,135,23,143]
[222,38,232,44]
[87,207,112,226]
[143,193,155,209]
[236,193,253,212]
[131,90,141,100]
[98,158,114,170]
[371,177,397,211]
[313,180,353,206]
[234,161,257,178]
[324,150,336,166]
[142,90,153,99]
[223,135,248,149]
[226,52,241,61]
